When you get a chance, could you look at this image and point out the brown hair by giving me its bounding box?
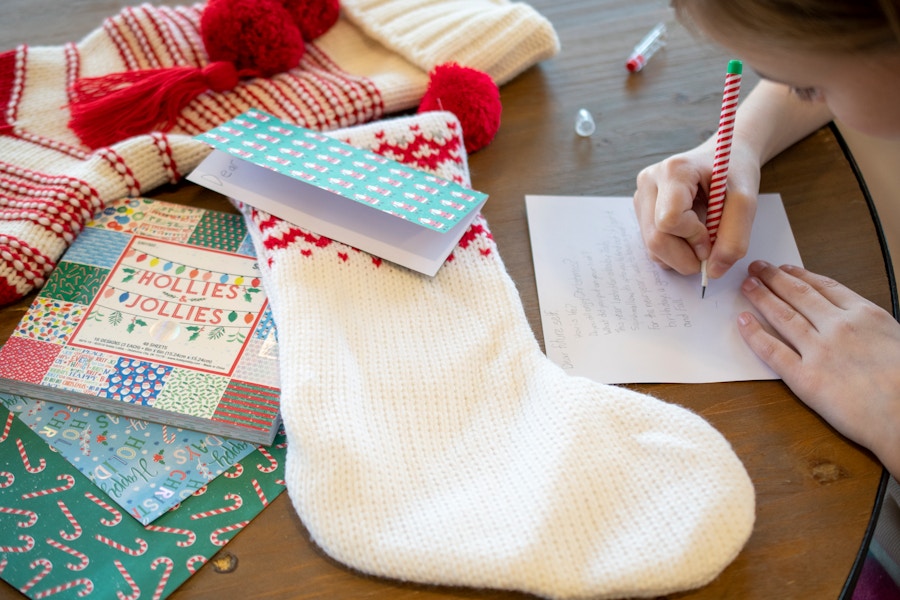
[671,0,900,53]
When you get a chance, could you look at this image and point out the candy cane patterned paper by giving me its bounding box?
[0,405,287,599]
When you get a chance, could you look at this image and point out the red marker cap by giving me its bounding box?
[626,55,646,73]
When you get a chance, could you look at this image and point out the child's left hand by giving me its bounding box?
[737,260,900,477]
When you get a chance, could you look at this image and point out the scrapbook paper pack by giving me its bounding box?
[0,404,286,599]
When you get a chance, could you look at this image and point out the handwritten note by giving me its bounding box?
[525,194,803,383]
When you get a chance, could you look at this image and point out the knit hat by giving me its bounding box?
[0,0,559,306]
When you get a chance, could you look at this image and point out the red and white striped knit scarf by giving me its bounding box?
[0,0,558,305]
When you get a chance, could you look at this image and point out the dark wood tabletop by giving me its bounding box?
[0,0,892,598]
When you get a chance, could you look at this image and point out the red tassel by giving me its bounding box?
[67,62,242,149]
[0,50,17,137]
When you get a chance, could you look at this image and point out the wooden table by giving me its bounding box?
[0,0,892,598]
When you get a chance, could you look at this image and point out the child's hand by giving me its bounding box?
[633,134,762,280]
[738,260,900,476]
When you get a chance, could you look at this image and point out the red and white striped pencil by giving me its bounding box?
[701,59,743,298]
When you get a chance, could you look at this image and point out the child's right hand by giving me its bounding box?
[633,135,763,281]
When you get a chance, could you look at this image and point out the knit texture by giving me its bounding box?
[237,110,756,599]
[339,0,560,84]
[0,0,559,306]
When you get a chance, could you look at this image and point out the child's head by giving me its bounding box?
[671,0,900,53]
[672,0,900,138]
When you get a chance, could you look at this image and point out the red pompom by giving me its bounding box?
[201,0,305,77]
[281,0,341,41]
[418,63,502,154]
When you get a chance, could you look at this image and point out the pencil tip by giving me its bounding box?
[701,286,706,299]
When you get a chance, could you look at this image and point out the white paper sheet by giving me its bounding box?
[525,194,803,383]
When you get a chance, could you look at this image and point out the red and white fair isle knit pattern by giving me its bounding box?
[241,114,494,273]
[0,3,385,306]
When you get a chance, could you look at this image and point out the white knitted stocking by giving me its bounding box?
[240,112,755,600]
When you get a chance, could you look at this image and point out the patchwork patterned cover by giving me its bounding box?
[0,198,282,445]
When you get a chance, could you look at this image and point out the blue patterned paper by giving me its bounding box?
[62,227,132,269]
[0,392,256,525]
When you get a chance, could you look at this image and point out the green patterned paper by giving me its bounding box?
[0,403,286,599]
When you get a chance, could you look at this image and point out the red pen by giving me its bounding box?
[626,23,667,73]
[701,59,743,297]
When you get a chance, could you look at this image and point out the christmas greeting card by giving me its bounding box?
[188,109,488,276]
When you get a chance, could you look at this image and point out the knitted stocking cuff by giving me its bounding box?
[241,110,477,313]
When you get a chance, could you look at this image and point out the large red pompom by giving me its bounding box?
[201,0,305,77]
[281,0,341,41]
[418,63,502,154]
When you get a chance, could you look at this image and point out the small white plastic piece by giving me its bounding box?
[575,108,595,137]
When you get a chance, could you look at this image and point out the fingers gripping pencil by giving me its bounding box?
[701,59,742,297]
